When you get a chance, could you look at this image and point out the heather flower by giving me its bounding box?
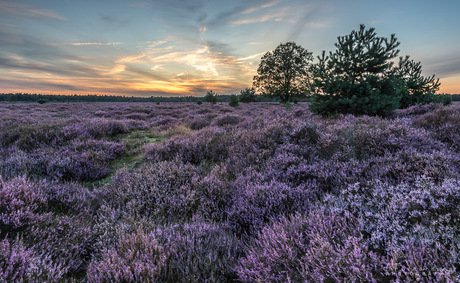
[0,176,50,235]
[87,230,166,282]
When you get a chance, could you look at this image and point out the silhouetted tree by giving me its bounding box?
[238,88,257,103]
[253,42,313,103]
[229,94,239,107]
[204,90,218,104]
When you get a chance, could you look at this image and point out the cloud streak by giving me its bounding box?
[48,42,123,46]
[0,1,67,21]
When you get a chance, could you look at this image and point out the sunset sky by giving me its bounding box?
[1,0,459,97]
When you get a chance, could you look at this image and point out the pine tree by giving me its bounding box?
[395,56,441,108]
[204,90,218,104]
[310,25,401,116]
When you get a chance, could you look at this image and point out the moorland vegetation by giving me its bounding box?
[0,101,459,281]
[1,25,459,282]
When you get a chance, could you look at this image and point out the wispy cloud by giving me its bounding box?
[423,56,460,78]
[237,51,268,61]
[0,1,67,21]
[230,9,290,25]
[48,42,123,46]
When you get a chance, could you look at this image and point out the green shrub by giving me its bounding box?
[204,90,217,104]
[229,94,239,107]
[238,88,257,103]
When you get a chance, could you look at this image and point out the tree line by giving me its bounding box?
[0,93,278,104]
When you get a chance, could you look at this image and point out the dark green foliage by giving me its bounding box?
[197,100,203,105]
[253,42,313,103]
[229,94,239,107]
[238,88,257,103]
[395,56,442,108]
[434,94,452,105]
[310,25,445,116]
[310,25,402,116]
[204,90,218,104]
[37,99,47,104]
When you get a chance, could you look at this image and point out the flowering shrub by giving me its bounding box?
[228,173,315,237]
[213,114,244,127]
[0,238,34,282]
[97,160,200,223]
[238,209,384,282]
[0,102,459,281]
[154,222,243,282]
[87,230,166,282]
[26,214,99,277]
[0,176,50,235]
[44,182,98,215]
[329,176,460,251]
[89,222,242,282]
[144,127,230,164]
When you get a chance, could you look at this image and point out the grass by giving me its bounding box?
[83,125,194,188]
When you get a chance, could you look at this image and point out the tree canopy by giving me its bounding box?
[253,42,313,103]
[309,24,444,116]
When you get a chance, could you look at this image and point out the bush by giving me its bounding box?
[328,176,460,253]
[87,230,166,282]
[238,209,383,282]
[88,223,243,282]
[229,94,239,107]
[0,237,70,282]
[0,176,50,236]
[228,171,314,238]
[26,215,99,277]
[0,238,34,282]
[97,160,200,223]
[238,88,257,103]
[204,90,217,104]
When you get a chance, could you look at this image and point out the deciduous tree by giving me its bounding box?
[253,42,313,103]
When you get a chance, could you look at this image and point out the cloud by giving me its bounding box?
[48,42,123,46]
[100,14,130,25]
[237,51,268,61]
[230,9,290,25]
[0,1,67,21]
[207,0,281,27]
[423,56,460,78]
[285,3,329,41]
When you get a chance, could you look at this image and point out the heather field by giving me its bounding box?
[0,101,459,282]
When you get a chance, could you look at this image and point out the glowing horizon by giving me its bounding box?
[1,0,459,97]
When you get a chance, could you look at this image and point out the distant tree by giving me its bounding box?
[395,56,441,108]
[253,42,313,103]
[197,100,203,105]
[238,88,257,103]
[37,99,47,104]
[204,90,218,104]
[229,94,239,107]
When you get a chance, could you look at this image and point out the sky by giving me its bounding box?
[1,0,459,97]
